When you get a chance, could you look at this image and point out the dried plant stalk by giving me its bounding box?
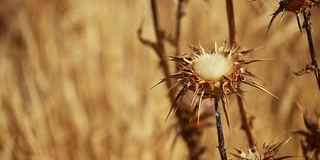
[237,94,256,148]
[301,10,320,90]
[226,0,256,148]
[215,98,227,160]
[138,0,175,101]
[138,0,208,159]
[226,0,236,45]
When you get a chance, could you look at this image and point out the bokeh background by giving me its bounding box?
[0,0,319,159]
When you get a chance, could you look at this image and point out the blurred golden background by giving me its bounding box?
[0,0,319,159]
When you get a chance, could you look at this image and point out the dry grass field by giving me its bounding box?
[0,0,319,159]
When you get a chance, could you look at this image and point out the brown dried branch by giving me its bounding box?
[137,1,208,160]
[226,0,236,45]
[226,0,256,149]
[237,94,256,148]
[302,10,320,90]
[175,0,187,56]
[137,0,175,102]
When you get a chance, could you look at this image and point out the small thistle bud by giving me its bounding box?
[230,137,293,160]
[267,0,320,33]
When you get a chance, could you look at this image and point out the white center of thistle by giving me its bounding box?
[192,53,232,81]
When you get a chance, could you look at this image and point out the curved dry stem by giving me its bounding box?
[236,93,256,148]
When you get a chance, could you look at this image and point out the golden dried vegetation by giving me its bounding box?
[0,0,319,159]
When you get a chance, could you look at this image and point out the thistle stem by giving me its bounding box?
[138,0,176,101]
[175,0,184,56]
[225,0,256,148]
[303,10,320,90]
[214,98,227,160]
[237,94,255,149]
[226,0,236,45]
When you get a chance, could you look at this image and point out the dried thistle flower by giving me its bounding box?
[295,113,320,159]
[230,137,293,160]
[267,0,320,33]
[158,40,276,122]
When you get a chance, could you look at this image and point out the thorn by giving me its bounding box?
[293,64,317,76]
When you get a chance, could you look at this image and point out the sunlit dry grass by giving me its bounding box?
[0,0,319,159]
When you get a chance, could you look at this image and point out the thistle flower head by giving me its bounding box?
[192,53,232,81]
[160,40,276,121]
[230,137,293,160]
